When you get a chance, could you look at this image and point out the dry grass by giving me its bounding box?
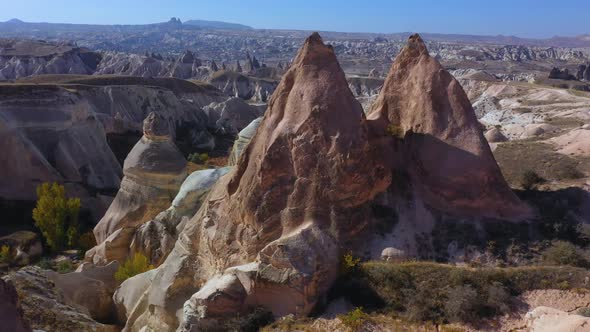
[493,141,585,188]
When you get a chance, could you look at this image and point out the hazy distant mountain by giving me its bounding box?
[0,18,589,49]
[184,19,253,30]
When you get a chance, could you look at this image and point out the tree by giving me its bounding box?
[32,182,81,252]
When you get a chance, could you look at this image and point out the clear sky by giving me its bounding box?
[2,0,589,38]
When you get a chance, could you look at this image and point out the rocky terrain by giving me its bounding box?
[0,75,261,230]
[1,19,590,332]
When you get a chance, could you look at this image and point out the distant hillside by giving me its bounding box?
[184,19,252,30]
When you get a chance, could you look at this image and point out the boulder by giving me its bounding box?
[0,279,31,332]
[0,231,42,266]
[525,306,590,332]
[3,266,118,332]
[46,266,116,322]
[172,167,232,215]
[381,247,409,262]
[227,117,262,166]
[485,127,508,143]
[202,97,263,135]
[520,123,560,139]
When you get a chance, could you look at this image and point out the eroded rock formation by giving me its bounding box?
[110,33,530,331]
[87,112,187,265]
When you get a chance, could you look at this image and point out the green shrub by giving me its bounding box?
[32,182,81,252]
[339,307,370,332]
[444,285,480,323]
[36,257,53,270]
[542,241,587,267]
[485,282,510,314]
[336,261,590,325]
[386,124,404,138]
[0,245,11,264]
[115,253,154,282]
[341,252,361,274]
[520,170,545,190]
[577,307,590,317]
[57,260,74,273]
[188,152,209,164]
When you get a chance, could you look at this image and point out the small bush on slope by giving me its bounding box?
[0,245,11,264]
[115,253,154,282]
[542,241,588,267]
[330,261,590,325]
[339,307,371,332]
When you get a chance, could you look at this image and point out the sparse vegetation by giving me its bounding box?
[386,124,404,138]
[521,170,546,190]
[57,260,74,273]
[341,252,361,274]
[115,253,154,282]
[0,245,11,264]
[444,285,479,323]
[32,182,81,252]
[36,257,53,270]
[188,152,209,164]
[542,241,588,267]
[339,307,370,331]
[577,307,590,317]
[330,261,590,325]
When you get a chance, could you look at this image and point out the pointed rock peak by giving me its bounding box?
[369,35,530,220]
[397,33,429,60]
[143,112,173,140]
[292,32,337,67]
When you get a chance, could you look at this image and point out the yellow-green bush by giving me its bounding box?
[115,253,154,282]
[32,182,81,252]
[386,124,404,138]
[0,245,11,264]
[188,152,209,164]
[339,307,370,332]
[341,252,361,274]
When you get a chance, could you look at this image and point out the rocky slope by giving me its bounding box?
[109,33,529,332]
[0,76,260,227]
[0,39,101,79]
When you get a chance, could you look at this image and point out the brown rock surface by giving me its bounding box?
[117,32,390,331]
[368,34,529,219]
[113,33,530,331]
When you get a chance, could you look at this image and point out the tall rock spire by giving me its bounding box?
[368,34,529,219]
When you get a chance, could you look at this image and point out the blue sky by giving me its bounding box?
[2,0,589,38]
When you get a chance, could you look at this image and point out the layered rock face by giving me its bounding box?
[87,112,187,264]
[0,39,101,79]
[368,34,528,220]
[208,70,279,102]
[0,78,232,225]
[112,33,529,331]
